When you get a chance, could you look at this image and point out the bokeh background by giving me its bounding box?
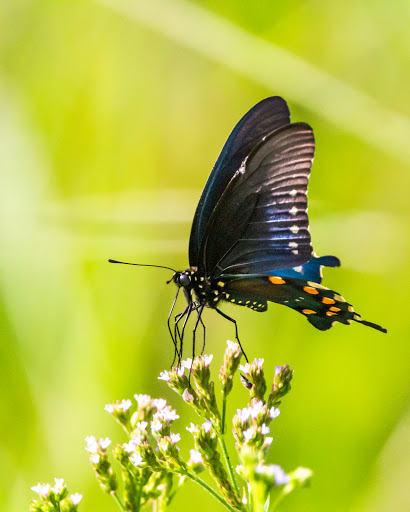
[1,1,409,511]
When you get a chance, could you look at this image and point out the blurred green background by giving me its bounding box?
[0,0,409,510]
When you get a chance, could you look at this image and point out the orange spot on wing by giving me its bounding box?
[326,311,337,316]
[302,309,317,315]
[304,286,319,295]
[330,306,341,312]
[269,276,286,285]
[322,297,335,304]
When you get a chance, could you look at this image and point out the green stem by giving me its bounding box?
[269,488,287,512]
[220,392,240,495]
[184,471,237,512]
[111,491,127,512]
[219,435,239,494]
[134,472,143,512]
[222,394,228,435]
[248,482,254,512]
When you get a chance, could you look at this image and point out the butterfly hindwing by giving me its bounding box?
[189,97,290,268]
[222,275,387,332]
[274,254,341,283]
[199,123,315,277]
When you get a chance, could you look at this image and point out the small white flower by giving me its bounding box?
[161,409,179,421]
[182,388,194,402]
[274,365,282,375]
[104,403,115,414]
[53,478,65,493]
[132,434,142,445]
[270,407,280,419]
[118,399,132,411]
[264,436,273,446]
[202,420,212,433]
[186,422,197,434]
[31,483,51,497]
[236,407,251,423]
[134,394,151,407]
[243,428,254,441]
[176,366,185,377]
[90,453,100,464]
[170,432,181,444]
[123,440,139,453]
[189,449,203,464]
[152,398,167,410]
[249,400,264,418]
[270,464,290,485]
[261,423,270,435]
[255,464,289,485]
[136,421,148,430]
[181,358,192,369]
[254,358,264,367]
[151,419,163,432]
[70,493,83,505]
[130,453,143,466]
[123,441,134,453]
[99,437,111,450]
[239,363,250,374]
[203,354,213,366]
[227,340,239,350]
[85,436,99,453]
[158,371,171,381]
[292,466,313,483]
[158,439,170,452]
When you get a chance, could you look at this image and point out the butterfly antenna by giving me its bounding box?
[108,259,177,273]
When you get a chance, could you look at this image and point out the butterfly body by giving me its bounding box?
[168,96,386,354]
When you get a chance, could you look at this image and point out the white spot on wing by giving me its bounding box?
[289,189,297,197]
[290,225,299,234]
[289,206,298,216]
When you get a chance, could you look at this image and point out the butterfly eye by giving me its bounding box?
[178,274,191,287]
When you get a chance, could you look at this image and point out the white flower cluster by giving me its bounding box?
[239,358,264,375]
[31,478,82,505]
[104,399,132,414]
[85,436,111,464]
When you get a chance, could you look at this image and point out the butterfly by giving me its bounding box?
[110,96,386,361]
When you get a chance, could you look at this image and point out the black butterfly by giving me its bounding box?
[111,96,386,360]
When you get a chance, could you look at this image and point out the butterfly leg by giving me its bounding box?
[174,306,189,365]
[192,305,204,362]
[199,314,206,355]
[178,304,193,362]
[168,287,180,366]
[215,308,249,363]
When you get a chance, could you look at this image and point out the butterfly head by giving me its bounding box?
[172,271,193,289]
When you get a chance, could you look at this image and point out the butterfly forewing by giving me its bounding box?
[199,123,315,278]
[189,96,290,268]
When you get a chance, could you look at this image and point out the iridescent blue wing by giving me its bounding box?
[199,122,315,277]
[274,254,340,283]
[222,275,387,332]
[189,97,290,268]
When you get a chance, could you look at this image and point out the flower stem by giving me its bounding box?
[134,474,143,512]
[219,435,239,494]
[184,471,237,512]
[270,488,287,511]
[111,491,127,512]
[222,394,228,434]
